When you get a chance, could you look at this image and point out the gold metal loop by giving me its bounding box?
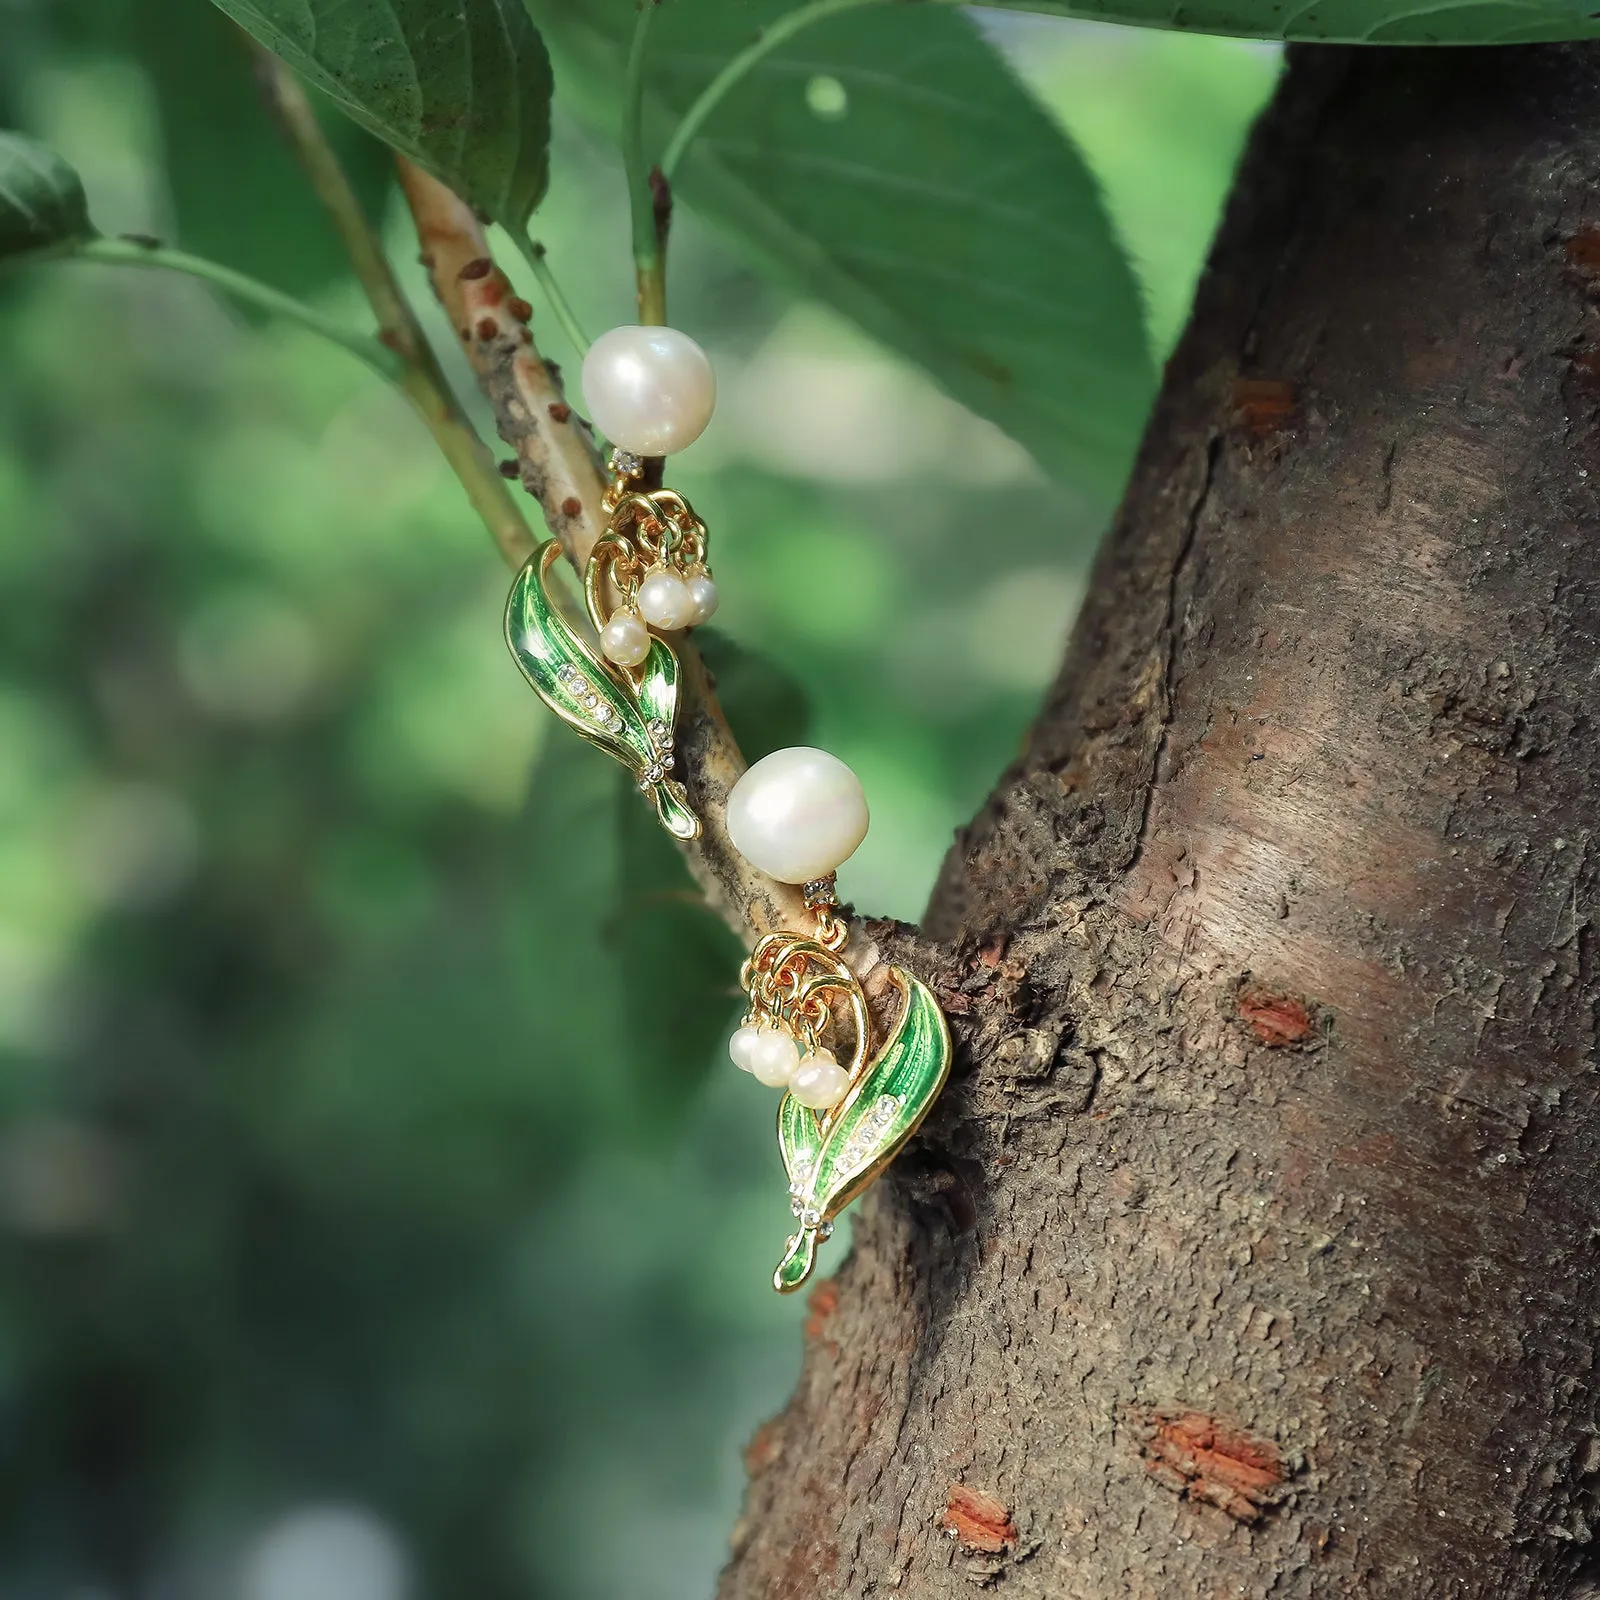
[583,532,642,635]
[605,489,710,570]
[814,905,848,952]
[738,924,869,1109]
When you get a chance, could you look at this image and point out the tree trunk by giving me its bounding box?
[719,42,1600,1600]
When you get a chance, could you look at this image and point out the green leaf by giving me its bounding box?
[0,132,92,260]
[775,965,951,1291]
[504,541,698,839]
[978,0,1600,42]
[526,0,1154,500]
[133,0,395,296]
[206,0,553,229]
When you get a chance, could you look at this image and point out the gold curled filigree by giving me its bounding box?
[741,930,869,1078]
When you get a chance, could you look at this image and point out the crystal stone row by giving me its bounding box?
[834,1094,905,1177]
[557,663,624,732]
[788,1093,906,1226]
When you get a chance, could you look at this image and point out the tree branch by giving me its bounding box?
[250,50,536,572]
[392,161,899,990]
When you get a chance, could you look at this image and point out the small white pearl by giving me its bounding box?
[685,573,719,625]
[726,746,869,884]
[581,325,716,457]
[791,1049,850,1110]
[728,1023,765,1074]
[636,569,696,630]
[747,1027,801,1088]
[600,611,651,667]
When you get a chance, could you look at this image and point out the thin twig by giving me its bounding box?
[509,232,591,356]
[74,236,397,378]
[392,161,902,995]
[397,160,610,570]
[623,0,668,324]
[252,51,536,570]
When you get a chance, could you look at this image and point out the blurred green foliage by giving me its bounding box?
[0,5,1276,1598]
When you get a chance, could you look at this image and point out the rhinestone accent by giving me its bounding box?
[556,664,623,732]
[802,876,840,909]
[834,1093,905,1174]
[610,448,643,479]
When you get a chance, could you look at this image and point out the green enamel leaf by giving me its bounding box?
[504,543,699,840]
[207,0,553,230]
[649,778,700,840]
[0,133,93,260]
[774,1227,820,1293]
[774,967,951,1293]
[978,0,1600,41]
[779,1091,825,1193]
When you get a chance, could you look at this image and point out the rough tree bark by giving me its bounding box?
[720,44,1600,1600]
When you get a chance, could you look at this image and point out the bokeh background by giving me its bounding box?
[0,7,1276,1597]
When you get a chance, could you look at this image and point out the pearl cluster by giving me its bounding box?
[594,547,719,669]
[581,326,722,671]
[724,749,873,1111]
[728,1024,851,1107]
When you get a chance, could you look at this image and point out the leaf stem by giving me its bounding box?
[251,50,535,570]
[661,0,922,183]
[73,236,397,380]
[509,231,592,355]
[624,0,668,325]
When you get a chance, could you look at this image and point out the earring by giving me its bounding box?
[724,748,952,1292]
[506,324,951,1290]
[504,326,719,840]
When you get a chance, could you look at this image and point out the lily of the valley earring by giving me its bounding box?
[725,748,952,1292]
[504,326,719,840]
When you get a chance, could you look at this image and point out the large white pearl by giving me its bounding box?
[636,569,696,631]
[746,1027,801,1088]
[791,1049,850,1110]
[685,573,719,625]
[600,611,651,667]
[580,325,716,457]
[726,747,869,884]
[728,1023,765,1074]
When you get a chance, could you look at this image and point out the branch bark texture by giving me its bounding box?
[722,44,1600,1599]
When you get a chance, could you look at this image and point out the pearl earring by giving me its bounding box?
[725,748,952,1293]
[505,321,951,1291]
[503,325,719,840]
